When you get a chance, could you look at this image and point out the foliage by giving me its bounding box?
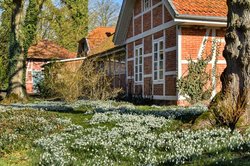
[177,56,212,104]
[39,60,122,102]
[23,0,45,52]
[0,0,11,90]
[37,0,88,52]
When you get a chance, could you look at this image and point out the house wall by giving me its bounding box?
[26,59,46,94]
[126,0,177,104]
[125,0,226,105]
[177,27,226,105]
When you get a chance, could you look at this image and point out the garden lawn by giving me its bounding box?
[0,100,250,165]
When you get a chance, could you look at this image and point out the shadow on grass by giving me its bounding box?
[208,154,250,166]
[158,145,250,166]
[94,107,205,123]
[0,101,206,123]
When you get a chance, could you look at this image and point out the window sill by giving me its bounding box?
[135,81,143,85]
[153,80,164,84]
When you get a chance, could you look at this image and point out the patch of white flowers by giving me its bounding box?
[35,133,76,166]
[2,100,250,165]
[34,111,250,165]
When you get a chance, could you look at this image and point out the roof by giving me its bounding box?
[171,0,227,17]
[28,40,77,59]
[89,34,116,56]
[114,0,227,45]
[86,27,115,52]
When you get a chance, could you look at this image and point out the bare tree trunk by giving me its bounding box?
[8,0,26,98]
[8,0,45,99]
[211,0,250,129]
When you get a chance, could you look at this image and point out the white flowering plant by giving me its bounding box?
[0,100,250,165]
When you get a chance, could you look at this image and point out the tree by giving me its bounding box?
[0,0,11,90]
[210,0,250,130]
[89,0,120,30]
[8,0,45,98]
[6,0,88,99]
[37,0,88,52]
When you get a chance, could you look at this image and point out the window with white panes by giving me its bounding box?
[143,0,151,11]
[135,46,143,82]
[153,40,164,81]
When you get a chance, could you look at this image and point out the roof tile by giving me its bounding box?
[172,0,227,17]
[87,27,115,52]
[28,40,77,59]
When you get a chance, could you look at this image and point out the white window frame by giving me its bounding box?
[134,45,143,83]
[143,0,151,11]
[153,39,164,82]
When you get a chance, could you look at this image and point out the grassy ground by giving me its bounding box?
[0,100,250,165]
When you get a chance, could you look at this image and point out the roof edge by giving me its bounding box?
[176,14,227,22]
[113,0,127,45]
[167,0,179,15]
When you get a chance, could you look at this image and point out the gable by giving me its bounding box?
[114,0,227,46]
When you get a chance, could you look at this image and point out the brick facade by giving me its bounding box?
[26,60,46,94]
[123,0,226,105]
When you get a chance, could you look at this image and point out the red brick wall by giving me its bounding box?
[144,35,152,54]
[127,18,133,38]
[134,16,142,35]
[144,56,152,74]
[154,30,163,39]
[135,85,143,95]
[153,84,164,95]
[143,11,151,32]
[164,6,173,22]
[128,79,134,95]
[127,43,134,58]
[166,26,176,48]
[26,60,46,94]
[125,1,177,101]
[124,1,227,105]
[166,51,176,71]
[135,39,143,46]
[165,76,176,96]
[144,77,152,95]
[128,61,134,76]
[153,5,163,27]
[153,0,161,5]
[182,28,207,59]
[134,0,142,16]
[180,27,226,104]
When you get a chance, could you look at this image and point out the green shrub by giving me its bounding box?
[177,56,212,104]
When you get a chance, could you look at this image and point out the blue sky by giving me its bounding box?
[114,0,122,4]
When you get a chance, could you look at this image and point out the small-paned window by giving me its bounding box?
[143,0,151,11]
[135,46,143,82]
[153,40,164,81]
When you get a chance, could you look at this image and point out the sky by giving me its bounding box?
[114,0,122,4]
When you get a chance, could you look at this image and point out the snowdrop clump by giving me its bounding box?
[34,111,250,165]
[35,133,76,166]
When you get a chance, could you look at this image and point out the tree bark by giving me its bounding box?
[218,0,250,123]
[8,0,45,99]
[8,0,26,98]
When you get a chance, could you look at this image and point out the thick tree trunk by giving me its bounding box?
[8,0,26,98]
[213,0,250,128]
